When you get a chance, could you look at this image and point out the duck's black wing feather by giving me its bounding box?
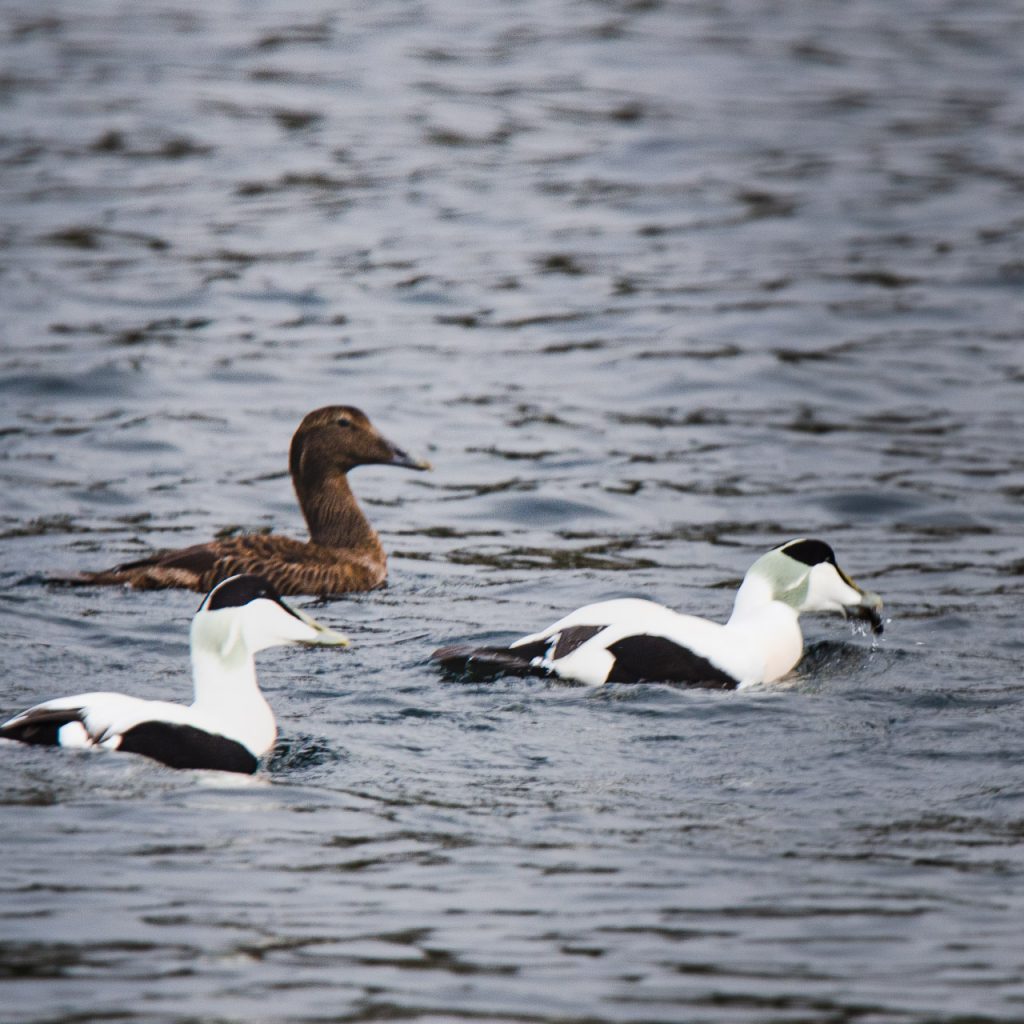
[432,640,551,679]
[1,706,85,746]
[433,625,610,681]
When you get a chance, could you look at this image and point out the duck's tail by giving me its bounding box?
[431,641,550,680]
[48,544,216,591]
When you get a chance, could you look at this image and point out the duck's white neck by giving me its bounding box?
[727,573,804,685]
[728,572,775,623]
[189,643,276,756]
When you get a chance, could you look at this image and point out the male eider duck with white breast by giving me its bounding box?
[433,539,883,689]
[1,574,349,774]
[63,405,430,596]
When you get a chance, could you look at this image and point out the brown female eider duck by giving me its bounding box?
[65,405,430,596]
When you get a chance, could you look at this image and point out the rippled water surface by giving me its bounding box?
[3,1,1024,1021]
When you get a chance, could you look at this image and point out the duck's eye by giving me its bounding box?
[336,416,353,428]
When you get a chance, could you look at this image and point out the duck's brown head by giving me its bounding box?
[288,405,431,482]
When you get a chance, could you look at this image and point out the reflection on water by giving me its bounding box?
[3,0,1024,1021]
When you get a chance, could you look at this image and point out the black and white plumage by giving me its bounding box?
[1,575,349,774]
[433,539,884,689]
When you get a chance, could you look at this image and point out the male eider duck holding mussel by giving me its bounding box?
[61,406,430,596]
[1,575,349,774]
[434,539,884,689]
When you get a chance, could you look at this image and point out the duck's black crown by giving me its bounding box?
[781,539,837,567]
[204,574,282,612]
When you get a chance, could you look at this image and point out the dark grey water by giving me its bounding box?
[3,1,1024,1021]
